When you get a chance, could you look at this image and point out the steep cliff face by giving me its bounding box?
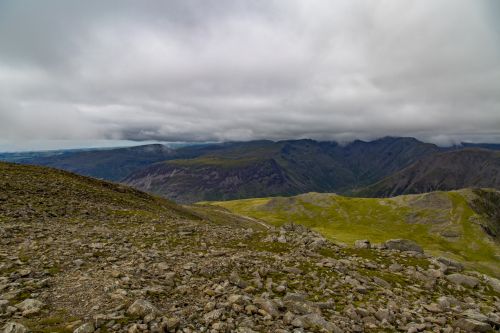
[123,137,440,202]
[123,157,299,203]
[357,149,500,197]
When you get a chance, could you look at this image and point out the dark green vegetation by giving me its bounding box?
[357,149,500,198]
[209,190,500,277]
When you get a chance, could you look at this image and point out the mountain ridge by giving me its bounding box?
[123,137,442,203]
[3,137,500,203]
[355,148,500,197]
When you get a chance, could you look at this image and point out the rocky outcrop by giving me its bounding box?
[384,239,424,253]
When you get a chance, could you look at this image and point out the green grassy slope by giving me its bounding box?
[207,190,500,277]
[0,161,267,230]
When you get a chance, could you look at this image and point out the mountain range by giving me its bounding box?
[2,137,500,203]
[357,148,500,197]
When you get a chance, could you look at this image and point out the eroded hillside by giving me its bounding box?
[1,163,499,332]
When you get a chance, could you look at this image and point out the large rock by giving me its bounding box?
[436,257,464,273]
[253,297,280,318]
[0,300,8,314]
[203,309,223,324]
[284,299,320,315]
[2,322,28,333]
[229,271,248,288]
[454,318,492,332]
[126,299,159,318]
[484,276,500,293]
[384,239,423,253]
[446,273,480,288]
[462,309,490,323]
[296,313,342,333]
[15,299,44,315]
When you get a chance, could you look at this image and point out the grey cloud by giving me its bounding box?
[0,0,499,147]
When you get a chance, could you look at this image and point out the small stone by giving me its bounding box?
[235,328,258,333]
[164,317,180,331]
[275,285,286,293]
[229,271,248,288]
[354,240,371,249]
[73,323,95,333]
[436,296,456,310]
[73,259,85,267]
[203,309,223,323]
[484,276,500,293]
[164,272,176,287]
[253,297,280,318]
[461,309,490,323]
[284,299,320,315]
[204,301,215,311]
[227,294,244,305]
[299,313,342,333]
[423,303,442,313]
[372,276,390,288]
[18,269,31,277]
[277,235,287,243]
[0,300,9,314]
[389,263,403,272]
[156,262,169,271]
[283,311,295,324]
[374,309,392,322]
[110,270,122,278]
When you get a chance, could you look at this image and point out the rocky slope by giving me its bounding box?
[1,162,500,332]
[209,190,500,278]
[356,149,500,197]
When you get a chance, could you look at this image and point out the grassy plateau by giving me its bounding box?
[206,190,500,277]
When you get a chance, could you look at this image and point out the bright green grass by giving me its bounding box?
[208,191,500,277]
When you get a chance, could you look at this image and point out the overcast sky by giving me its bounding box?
[0,0,499,150]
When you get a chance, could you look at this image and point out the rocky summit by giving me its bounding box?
[0,162,499,333]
